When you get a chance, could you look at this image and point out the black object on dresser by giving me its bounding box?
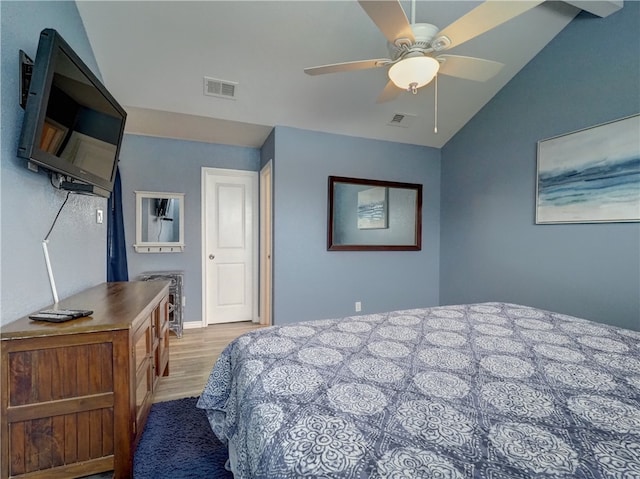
[138,271,184,337]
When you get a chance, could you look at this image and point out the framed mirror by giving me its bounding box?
[134,191,185,253]
[328,176,422,251]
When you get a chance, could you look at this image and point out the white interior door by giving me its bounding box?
[202,168,258,325]
[259,161,273,326]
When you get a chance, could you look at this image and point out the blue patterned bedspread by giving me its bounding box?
[197,303,640,478]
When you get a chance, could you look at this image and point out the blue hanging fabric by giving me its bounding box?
[107,167,129,281]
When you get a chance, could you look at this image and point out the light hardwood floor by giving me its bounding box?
[153,321,267,403]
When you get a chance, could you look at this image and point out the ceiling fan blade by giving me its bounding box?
[436,1,544,50]
[376,80,402,103]
[437,55,504,82]
[358,0,415,44]
[304,59,391,76]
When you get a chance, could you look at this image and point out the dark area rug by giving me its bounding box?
[134,397,232,478]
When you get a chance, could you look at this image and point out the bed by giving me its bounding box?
[197,302,640,478]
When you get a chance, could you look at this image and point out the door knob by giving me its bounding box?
[209,254,215,260]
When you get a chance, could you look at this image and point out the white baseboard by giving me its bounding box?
[183,321,204,330]
[183,318,260,329]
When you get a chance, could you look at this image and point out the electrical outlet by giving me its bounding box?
[96,209,104,224]
[355,301,361,312]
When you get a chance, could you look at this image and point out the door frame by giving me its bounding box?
[200,167,259,327]
[259,160,273,325]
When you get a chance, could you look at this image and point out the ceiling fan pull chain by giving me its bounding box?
[434,74,438,134]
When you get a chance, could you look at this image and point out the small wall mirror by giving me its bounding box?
[134,191,185,253]
[328,176,422,251]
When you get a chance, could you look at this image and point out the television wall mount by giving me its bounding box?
[19,50,34,109]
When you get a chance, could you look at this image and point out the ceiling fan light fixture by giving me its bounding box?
[388,56,439,91]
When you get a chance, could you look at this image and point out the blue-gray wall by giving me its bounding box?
[121,129,440,327]
[118,134,260,323]
[1,1,107,325]
[260,129,275,169]
[440,4,640,330]
[272,126,440,325]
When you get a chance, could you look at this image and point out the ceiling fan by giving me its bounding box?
[304,0,544,103]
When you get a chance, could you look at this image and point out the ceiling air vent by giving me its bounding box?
[387,112,416,128]
[203,77,237,100]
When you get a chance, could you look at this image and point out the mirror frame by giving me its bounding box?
[134,191,185,253]
[327,176,422,251]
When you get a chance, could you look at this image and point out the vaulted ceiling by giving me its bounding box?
[76,1,620,149]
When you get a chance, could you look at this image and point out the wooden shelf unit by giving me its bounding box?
[1,281,170,479]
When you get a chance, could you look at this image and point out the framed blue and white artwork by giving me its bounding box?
[536,114,640,224]
[357,186,388,229]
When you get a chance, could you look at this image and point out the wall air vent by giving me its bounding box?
[387,112,416,128]
[203,77,237,100]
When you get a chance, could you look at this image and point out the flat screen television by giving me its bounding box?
[17,28,127,198]
[154,198,172,218]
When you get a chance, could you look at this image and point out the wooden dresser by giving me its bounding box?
[0,281,170,479]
